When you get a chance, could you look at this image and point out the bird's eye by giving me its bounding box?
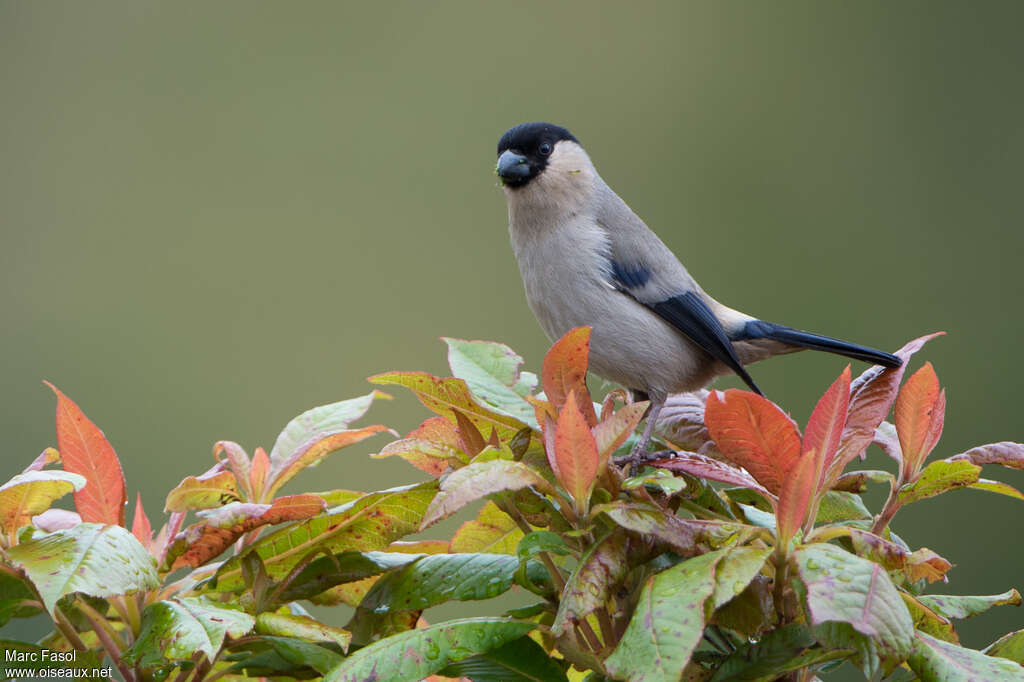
[538,142,552,156]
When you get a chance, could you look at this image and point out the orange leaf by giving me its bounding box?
[592,402,649,471]
[250,446,270,500]
[46,382,126,526]
[552,392,600,514]
[777,450,817,546]
[894,362,944,478]
[452,409,487,458]
[131,492,153,551]
[803,366,851,486]
[541,327,596,427]
[704,390,801,495]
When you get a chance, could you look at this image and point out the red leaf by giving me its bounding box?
[541,327,596,427]
[831,332,944,481]
[650,452,771,500]
[131,492,153,551]
[704,390,801,495]
[553,392,600,514]
[250,446,270,500]
[894,362,944,478]
[803,366,851,486]
[777,452,816,546]
[46,382,126,526]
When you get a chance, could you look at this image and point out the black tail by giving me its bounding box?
[741,320,902,368]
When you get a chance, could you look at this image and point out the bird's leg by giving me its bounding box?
[613,396,665,477]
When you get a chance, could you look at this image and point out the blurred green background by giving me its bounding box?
[2,0,1022,675]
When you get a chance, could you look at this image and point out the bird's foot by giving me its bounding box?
[613,448,676,478]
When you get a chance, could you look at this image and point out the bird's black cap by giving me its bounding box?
[497,122,578,156]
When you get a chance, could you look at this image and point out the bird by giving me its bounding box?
[494,121,901,470]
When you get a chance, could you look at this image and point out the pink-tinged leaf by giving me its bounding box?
[906,548,954,584]
[804,367,851,479]
[951,442,1024,470]
[46,382,127,526]
[594,501,755,555]
[704,390,801,495]
[213,441,251,499]
[166,494,328,570]
[33,509,81,532]
[164,466,240,512]
[849,529,952,584]
[650,452,772,500]
[873,422,902,463]
[250,447,270,499]
[23,447,61,473]
[552,532,629,635]
[895,363,944,479]
[131,492,153,552]
[266,425,389,500]
[553,392,600,514]
[832,333,944,481]
[372,417,464,477]
[777,451,817,546]
[421,460,554,529]
[541,326,596,427]
[370,372,529,442]
[655,390,713,452]
[592,401,648,470]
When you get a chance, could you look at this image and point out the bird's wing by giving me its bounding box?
[595,192,763,395]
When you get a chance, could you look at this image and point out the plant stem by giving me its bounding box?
[772,547,791,626]
[498,499,567,592]
[871,481,902,536]
[76,599,128,651]
[53,608,90,651]
[70,604,135,682]
[676,497,731,521]
[576,619,603,652]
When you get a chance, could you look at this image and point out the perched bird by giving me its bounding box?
[495,121,901,466]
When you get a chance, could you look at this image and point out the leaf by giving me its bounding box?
[371,371,530,442]
[444,338,539,427]
[123,596,255,667]
[902,592,959,643]
[451,501,523,554]
[276,551,424,604]
[655,390,713,452]
[832,469,895,493]
[650,452,771,499]
[32,508,81,532]
[970,478,1024,500]
[358,553,524,614]
[516,530,570,560]
[831,332,944,481]
[23,447,61,473]
[595,501,753,555]
[908,631,1024,681]
[164,467,241,512]
[269,390,389,466]
[250,446,270,497]
[438,635,569,682]
[709,623,848,682]
[898,459,981,504]
[985,628,1024,663]
[704,389,801,495]
[257,636,345,675]
[804,366,851,477]
[894,362,945,478]
[0,572,42,627]
[814,490,872,524]
[918,589,1022,621]
[0,470,86,534]
[214,440,252,499]
[541,327,595,427]
[167,494,328,570]
[421,460,553,529]
[323,617,536,682]
[210,482,438,593]
[552,532,628,635]
[605,549,729,682]
[372,416,464,477]
[593,401,649,469]
[873,421,903,462]
[131,492,153,551]
[46,382,127,526]
[952,442,1024,470]
[551,392,599,515]
[255,612,351,651]
[793,543,913,676]
[267,423,389,499]
[849,529,951,584]
[6,523,159,614]
[776,450,816,546]
[709,546,772,611]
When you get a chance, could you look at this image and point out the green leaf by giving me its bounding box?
[259,636,345,675]
[444,338,539,427]
[6,523,158,614]
[256,612,351,651]
[594,501,753,554]
[901,592,958,643]
[970,478,1024,501]
[552,532,628,635]
[438,635,569,682]
[897,459,981,504]
[793,543,913,677]
[0,573,41,627]
[277,550,423,604]
[605,549,728,682]
[451,501,524,554]
[985,628,1024,663]
[209,482,437,593]
[709,546,772,611]
[517,530,570,561]
[165,468,240,512]
[814,490,872,523]
[0,470,86,534]
[709,623,850,682]
[323,617,536,682]
[421,460,553,528]
[358,553,523,613]
[124,596,255,667]
[908,631,1024,681]
[918,589,1022,620]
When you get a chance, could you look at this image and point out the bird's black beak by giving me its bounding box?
[496,150,531,185]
